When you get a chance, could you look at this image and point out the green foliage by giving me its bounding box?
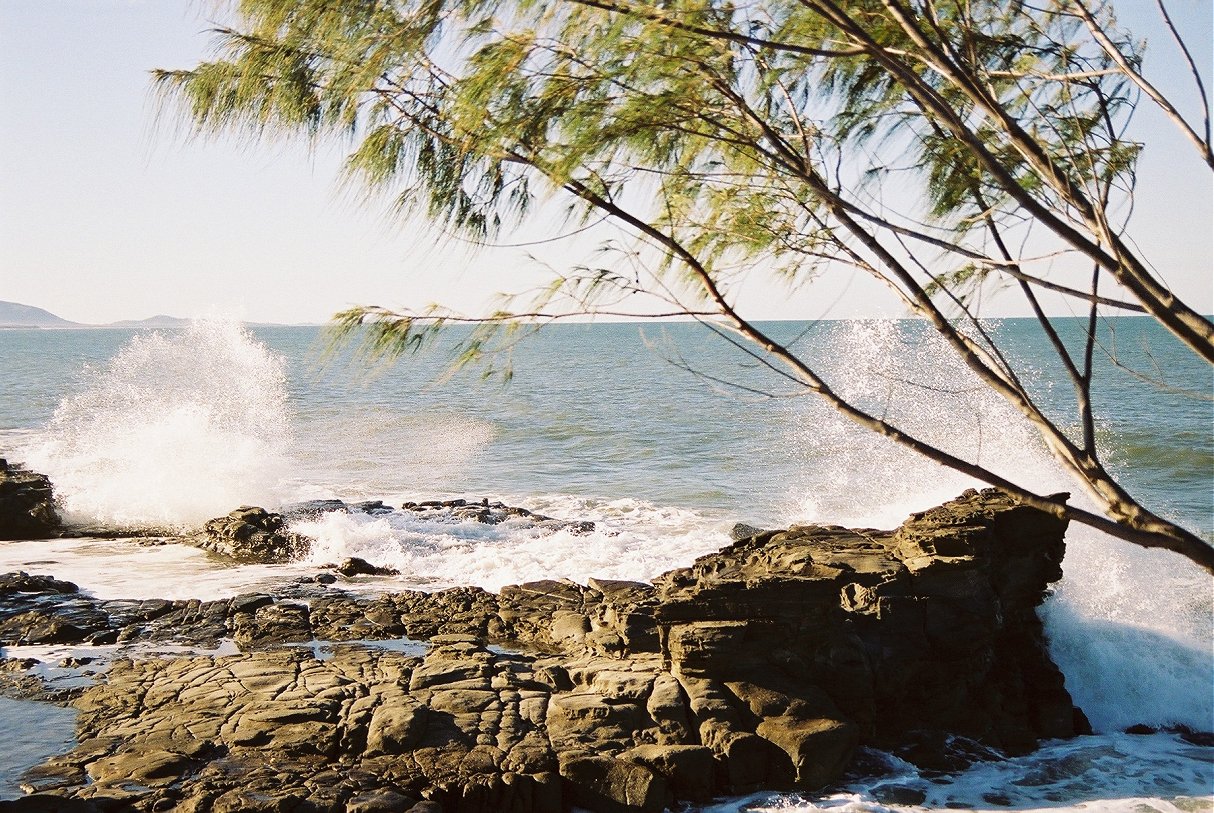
[156,0,1214,565]
[154,0,1155,357]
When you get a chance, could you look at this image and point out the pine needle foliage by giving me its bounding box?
[155,0,1214,570]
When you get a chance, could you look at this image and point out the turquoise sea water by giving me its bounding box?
[0,316,1210,809]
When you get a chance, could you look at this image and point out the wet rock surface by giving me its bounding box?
[0,488,1084,812]
[190,506,313,563]
[0,459,60,540]
[397,498,597,536]
[183,498,596,567]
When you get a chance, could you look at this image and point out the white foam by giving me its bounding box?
[294,497,730,592]
[18,322,292,529]
[696,734,1212,812]
[0,537,317,601]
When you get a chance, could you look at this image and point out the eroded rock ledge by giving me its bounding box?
[0,488,1083,813]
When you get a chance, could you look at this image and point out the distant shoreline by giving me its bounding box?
[0,321,320,330]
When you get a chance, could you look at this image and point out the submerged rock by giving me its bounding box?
[402,498,597,534]
[0,459,60,540]
[0,488,1082,812]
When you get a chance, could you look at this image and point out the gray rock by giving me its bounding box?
[336,556,400,577]
[400,498,597,535]
[729,522,766,541]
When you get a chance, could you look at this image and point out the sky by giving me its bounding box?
[0,1,1210,325]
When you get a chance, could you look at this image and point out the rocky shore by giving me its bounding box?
[0,460,59,541]
[0,463,1086,812]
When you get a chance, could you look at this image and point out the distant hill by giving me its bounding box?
[0,301,191,329]
[0,300,82,328]
[0,300,301,329]
[107,315,194,328]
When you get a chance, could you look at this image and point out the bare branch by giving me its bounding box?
[1072,0,1214,168]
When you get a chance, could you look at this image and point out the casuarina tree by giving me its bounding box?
[154,0,1214,570]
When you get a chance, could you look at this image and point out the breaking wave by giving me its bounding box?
[783,320,1213,733]
[20,321,292,528]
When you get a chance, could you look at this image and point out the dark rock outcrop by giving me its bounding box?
[336,556,401,577]
[0,488,1083,813]
[653,487,1076,769]
[0,459,60,540]
[190,506,312,563]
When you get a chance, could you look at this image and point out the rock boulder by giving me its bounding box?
[0,459,60,540]
[190,506,311,563]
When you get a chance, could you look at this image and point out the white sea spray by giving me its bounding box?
[782,319,1213,734]
[20,321,292,528]
[1041,538,1214,732]
[784,319,1062,527]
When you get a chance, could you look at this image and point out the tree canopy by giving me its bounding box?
[154,0,1214,571]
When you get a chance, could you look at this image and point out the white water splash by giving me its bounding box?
[1041,536,1214,733]
[294,496,730,592]
[784,319,1214,734]
[785,320,1064,528]
[20,321,292,529]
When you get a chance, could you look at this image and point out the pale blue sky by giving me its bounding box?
[0,1,1210,324]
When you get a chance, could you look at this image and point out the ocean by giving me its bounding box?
[0,317,1210,810]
